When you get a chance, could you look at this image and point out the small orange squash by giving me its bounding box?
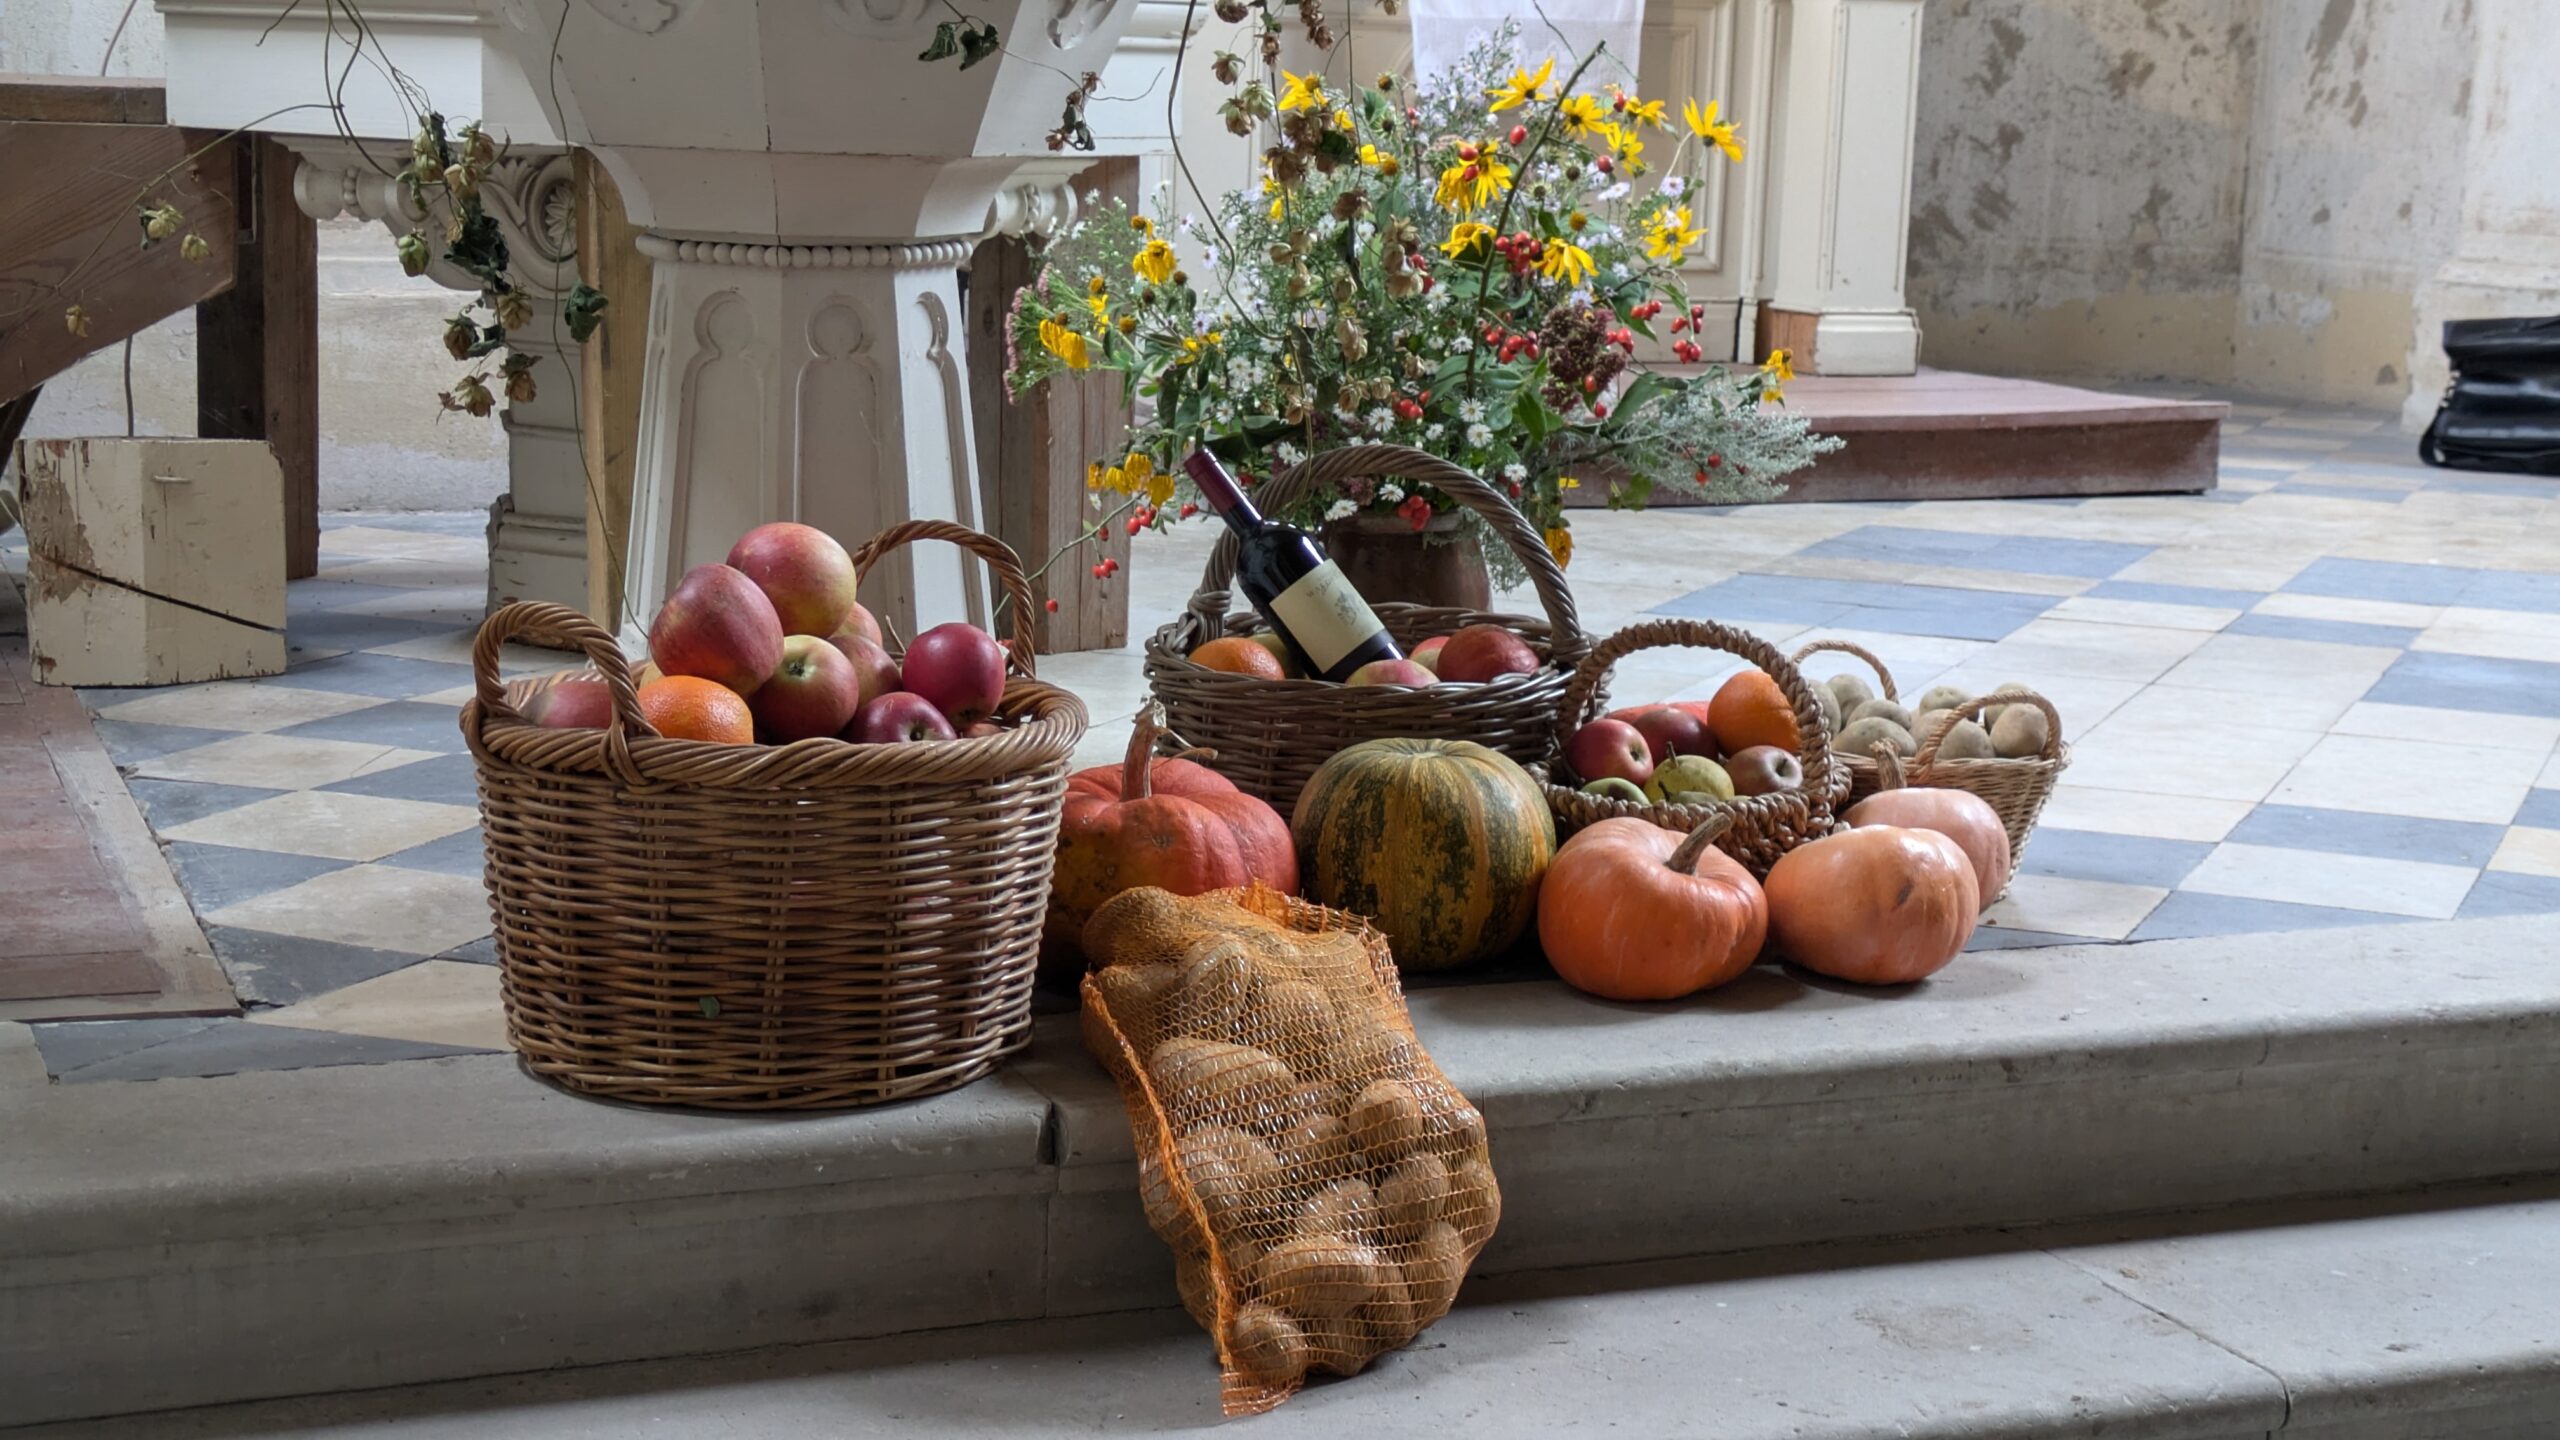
[1539,816,1767,1001]
[1843,775,2011,908]
[1048,704,1297,952]
[1765,827,1978,985]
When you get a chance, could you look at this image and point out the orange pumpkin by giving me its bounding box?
[1844,785,2011,908]
[1048,704,1298,952]
[1707,670,1800,754]
[1765,827,1978,985]
[1539,816,1767,1001]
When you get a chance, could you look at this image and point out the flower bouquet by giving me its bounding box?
[1005,24,1841,583]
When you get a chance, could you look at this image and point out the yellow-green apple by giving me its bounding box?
[1434,623,1539,682]
[1580,776,1648,803]
[847,690,957,744]
[1628,705,1716,764]
[1566,717,1654,788]
[1644,754,1734,803]
[524,677,612,729]
[648,563,785,694]
[1724,745,1804,796]
[1410,634,1452,674]
[1346,657,1438,687]
[824,631,901,709]
[727,522,860,636]
[750,634,863,742]
[900,622,1008,725]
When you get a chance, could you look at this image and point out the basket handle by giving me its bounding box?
[1173,444,1584,656]
[1789,638,1898,702]
[470,601,651,784]
[1553,618,1841,805]
[1913,688,2065,770]
[849,519,1041,679]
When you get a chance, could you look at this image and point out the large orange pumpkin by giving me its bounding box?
[1539,816,1767,1001]
[1844,784,2011,908]
[1707,670,1800,754]
[1764,827,1978,985]
[1048,704,1297,951]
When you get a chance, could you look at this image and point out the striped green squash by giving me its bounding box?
[1290,738,1557,971]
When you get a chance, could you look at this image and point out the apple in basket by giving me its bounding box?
[727,522,862,638]
[825,631,902,709]
[902,623,1009,726]
[1433,624,1539,683]
[847,691,958,744]
[1724,745,1805,796]
[1627,704,1717,765]
[648,563,785,695]
[1410,634,1451,674]
[525,676,613,729]
[1566,717,1655,788]
[751,635,864,742]
[1346,657,1439,687]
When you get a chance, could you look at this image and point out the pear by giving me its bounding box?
[1990,703,2051,758]
[1834,715,1917,759]
[1849,698,1916,732]
[1934,718,1998,761]
[1645,754,1735,804]
[1916,684,1971,716]
[1581,776,1648,803]
[1825,673,1876,712]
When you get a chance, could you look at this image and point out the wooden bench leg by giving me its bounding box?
[196,135,318,579]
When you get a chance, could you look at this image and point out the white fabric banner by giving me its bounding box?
[1408,0,1645,91]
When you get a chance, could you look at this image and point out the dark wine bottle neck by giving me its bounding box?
[1183,450,1264,531]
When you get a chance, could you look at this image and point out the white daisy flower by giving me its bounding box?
[1326,498,1360,521]
[1275,441,1306,465]
[1660,176,1685,198]
[1367,407,1397,433]
[1379,482,1406,503]
[1452,336,1474,353]
[1502,462,1528,483]
[1459,399,1487,423]
[1426,422,1447,441]
[1465,422,1493,448]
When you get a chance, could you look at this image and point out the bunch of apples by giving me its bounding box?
[523,523,1011,747]
[1185,622,1543,687]
[1563,700,1805,806]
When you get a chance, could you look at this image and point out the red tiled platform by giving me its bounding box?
[1604,368,2226,506]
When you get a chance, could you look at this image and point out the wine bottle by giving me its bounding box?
[1183,451,1403,682]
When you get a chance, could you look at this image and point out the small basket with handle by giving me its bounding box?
[1906,688,2069,881]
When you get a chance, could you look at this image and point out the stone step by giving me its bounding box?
[8,914,2560,1426]
[22,1183,2560,1439]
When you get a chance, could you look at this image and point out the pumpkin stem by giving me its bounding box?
[1123,702,1169,801]
[1666,813,1737,875]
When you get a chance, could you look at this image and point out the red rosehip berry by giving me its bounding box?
[1091,563,1108,578]
[1706,453,1723,468]
[1180,502,1198,518]
[1044,597,1061,613]
[1596,156,1614,174]
[1592,402,1609,418]
[1508,124,1528,146]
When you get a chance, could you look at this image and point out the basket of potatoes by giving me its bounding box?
[1078,884,1501,1416]
[1905,688,2069,875]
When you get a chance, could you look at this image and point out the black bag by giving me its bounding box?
[2420,315,2560,475]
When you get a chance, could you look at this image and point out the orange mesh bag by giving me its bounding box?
[1079,883,1501,1415]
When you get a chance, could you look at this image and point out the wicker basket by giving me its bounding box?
[1908,689,2070,881]
[1540,618,1849,877]
[1789,638,1901,804]
[1144,444,1587,813]
[463,521,1089,1111]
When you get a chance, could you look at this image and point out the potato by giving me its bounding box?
[1174,1247,1217,1330]
[1238,975,1335,1075]
[1163,940,1254,1037]
[1080,887,1198,966]
[1353,1270,1422,1349]
[1991,701,2052,758]
[1376,1153,1451,1244]
[1138,1150,1202,1249]
[1251,1235,1383,1318]
[1151,1038,1295,1124]
[1849,697,1916,731]
[1915,684,1971,716]
[1083,962,1177,1058]
[1826,672,1875,711]
[1226,1302,1312,1384]
[1403,1221,1469,1320]
[1299,1176,1377,1239]
[1447,1156,1502,1248]
[1175,1123,1284,1231]
[1271,1108,1357,1186]
[1338,1021,1417,1079]
[1934,717,1998,761]
[1409,1074,1490,1157]
[1834,715,1916,760]
[1347,1079,1429,1163]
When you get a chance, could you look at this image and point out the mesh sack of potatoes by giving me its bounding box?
[1079,883,1501,1415]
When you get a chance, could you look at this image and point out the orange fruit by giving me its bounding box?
[1708,669,1801,754]
[1188,635,1289,680]
[637,675,755,744]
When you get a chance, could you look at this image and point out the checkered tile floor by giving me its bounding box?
[10,393,2560,1084]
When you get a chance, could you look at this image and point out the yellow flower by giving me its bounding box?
[1130,214,1154,235]
[1277,70,1326,113]
[1435,153,1513,213]
[1645,205,1704,259]
[1146,468,1177,508]
[1685,98,1744,163]
[1263,176,1286,221]
[1762,346,1793,401]
[1487,57,1554,112]
[1086,275,1109,295]
[1545,525,1574,568]
[1092,452,1165,501]
[1557,92,1607,135]
[1439,220,1496,258]
[1132,237,1178,285]
[1557,475,1581,490]
[1613,89,1667,129]
[1359,142,1403,178]
[1039,317,1091,369]
[1538,240,1596,287]
[1177,331,1223,364]
[1087,293,1110,322]
[1334,107,1356,133]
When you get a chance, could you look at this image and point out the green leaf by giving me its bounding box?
[1613,371,1672,425]
[957,21,1001,69]
[1512,385,1548,446]
[699,996,721,1018]
[562,282,609,343]
[918,20,960,61]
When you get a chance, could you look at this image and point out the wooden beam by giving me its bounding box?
[0,122,237,409]
[195,136,319,579]
[0,74,167,126]
[575,150,649,629]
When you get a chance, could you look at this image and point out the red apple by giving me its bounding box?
[847,690,958,745]
[649,563,785,694]
[1346,657,1439,687]
[830,601,885,650]
[1566,717,1655,787]
[900,622,1009,725]
[962,720,1005,738]
[524,677,612,729]
[727,522,861,637]
[825,631,901,709]
[750,634,863,742]
[1629,705,1717,764]
[1410,635,1451,674]
[1434,623,1540,683]
[1725,744,1805,796]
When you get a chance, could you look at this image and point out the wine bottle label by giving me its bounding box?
[1267,561,1387,674]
